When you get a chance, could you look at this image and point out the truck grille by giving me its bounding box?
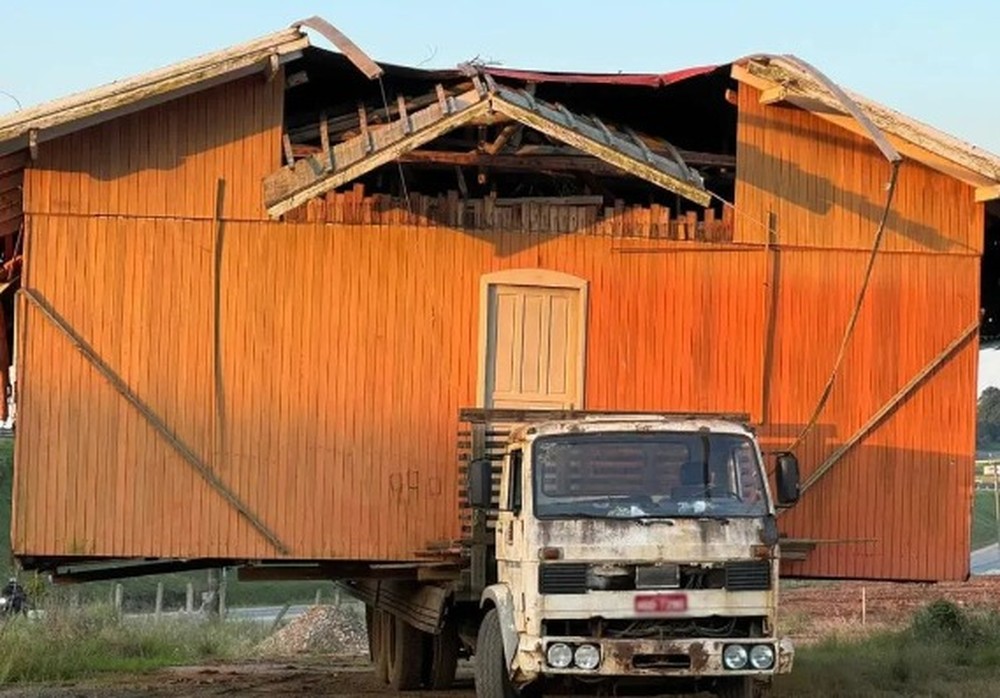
[539,564,588,594]
[724,561,771,591]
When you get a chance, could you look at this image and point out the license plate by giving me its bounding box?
[634,593,688,614]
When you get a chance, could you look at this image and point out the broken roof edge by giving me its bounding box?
[0,25,309,156]
[732,54,1000,189]
[475,63,720,88]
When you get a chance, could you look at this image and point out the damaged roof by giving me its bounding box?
[0,16,998,199]
[0,27,310,158]
[730,55,1000,196]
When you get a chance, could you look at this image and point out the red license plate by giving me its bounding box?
[634,593,688,614]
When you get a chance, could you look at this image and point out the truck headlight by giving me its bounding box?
[574,644,600,670]
[723,644,748,670]
[546,642,573,669]
[749,644,775,670]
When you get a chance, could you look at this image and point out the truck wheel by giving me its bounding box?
[371,609,389,684]
[387,615,423,691]
[365,606,375,661]
[423,621,460,689]
[475,608,515,698]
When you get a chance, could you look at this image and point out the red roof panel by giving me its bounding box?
[480,64,719,87]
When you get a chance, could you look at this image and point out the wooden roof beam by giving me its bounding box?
[487,83,710,207]
[758,85,788,105]
[732,63,1000,194]
[264,86,491,217]
[264,78,713,216]
[976,185,1000,203]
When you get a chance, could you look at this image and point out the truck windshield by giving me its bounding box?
[532,432,768,519]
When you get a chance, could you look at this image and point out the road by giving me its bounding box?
[971,543,1000,575]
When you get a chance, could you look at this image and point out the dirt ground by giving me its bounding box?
[5,578,1000,697]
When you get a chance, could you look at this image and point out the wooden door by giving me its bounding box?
[485,284,582,409]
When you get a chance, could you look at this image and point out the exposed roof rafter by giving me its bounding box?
[262,79,710,218]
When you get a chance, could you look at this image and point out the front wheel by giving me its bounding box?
[475,608,516,698]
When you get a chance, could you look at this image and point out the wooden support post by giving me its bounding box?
[759,211,778,425]
[436,84,450,114]
[155,582,164,622]
[358,104,372,153]
[186,582,194,613]
[114,583,124,618]
[397,95,411,134]
[794,319,979,498]
[319,112,331,169]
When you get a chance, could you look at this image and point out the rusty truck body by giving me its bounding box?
[447,411,800,696]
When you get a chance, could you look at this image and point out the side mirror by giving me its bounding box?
[468,458,494,509]
[774,452,800,506]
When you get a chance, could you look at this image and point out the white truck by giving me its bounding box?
[362,409,800,698]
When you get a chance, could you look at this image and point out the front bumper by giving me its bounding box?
[516,636,795,679]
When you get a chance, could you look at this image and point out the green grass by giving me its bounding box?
[0,604,268,684]
[773,600,1000,697]
[972,490,1000,550]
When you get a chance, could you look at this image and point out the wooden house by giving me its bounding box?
[1,19,998,582]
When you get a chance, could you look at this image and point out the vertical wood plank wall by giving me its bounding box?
[736,85,981,580]
[11,76,982,581]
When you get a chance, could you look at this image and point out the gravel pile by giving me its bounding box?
[258,604,368,657]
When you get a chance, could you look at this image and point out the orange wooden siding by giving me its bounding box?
[10,77,982,581]
[27,75,282,222]
[736,85,980,580]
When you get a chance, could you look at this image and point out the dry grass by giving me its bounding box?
[773,599,1000,697]
[0,604,268,684]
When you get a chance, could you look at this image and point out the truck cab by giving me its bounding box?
[468,413,800,697]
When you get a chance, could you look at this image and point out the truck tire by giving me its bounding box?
[475,608,516,698]
[371,609,389,684]
[423,621,460,689]
[387,615,423,691]
[365,606,375,662]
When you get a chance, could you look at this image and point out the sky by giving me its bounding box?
[2,0,999,390]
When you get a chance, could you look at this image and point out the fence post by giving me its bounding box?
[333,584,342,608]
[993,464,1000,548]
[114,583,124,619]
[207,569,219,620]
[186,582,194,614]
[155,582,164,622]
[314,588,322,606]
[219,574,227,620]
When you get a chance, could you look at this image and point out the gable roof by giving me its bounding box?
[731,55,1000,196]
[0,19,997,200]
